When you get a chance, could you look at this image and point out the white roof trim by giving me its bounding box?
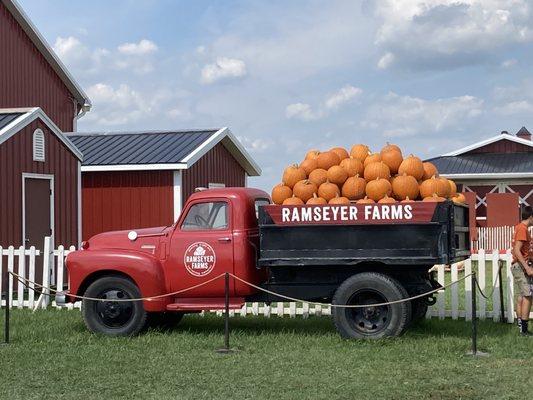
[0,107,83,160]
[440,172,533,180]
[3,0,91,110]
[81,163,187,172]
[443,133,533,156]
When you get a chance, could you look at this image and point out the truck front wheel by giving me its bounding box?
[332,272,411,339]
[81,276,147,336]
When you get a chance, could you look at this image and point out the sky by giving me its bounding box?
[20,0,533,191]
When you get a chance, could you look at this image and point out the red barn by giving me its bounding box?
[0,0,91,250]
[428,127,533,226]
[67,128,261,240]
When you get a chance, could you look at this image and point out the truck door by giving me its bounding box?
[167,199,234,297]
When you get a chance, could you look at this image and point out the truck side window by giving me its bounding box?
[254,198,270,218]
[181,202,228,231]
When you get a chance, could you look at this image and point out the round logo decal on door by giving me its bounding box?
[183,242,217,277]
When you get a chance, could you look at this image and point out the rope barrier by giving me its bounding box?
[8,271,226,302]
[229,272,473,309]
[474,264,501,301]
[8,270,472,309]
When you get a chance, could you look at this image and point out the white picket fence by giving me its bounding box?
[471,225,533,252]
[0,238,529,321]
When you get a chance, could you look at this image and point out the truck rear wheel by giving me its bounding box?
[332,272,411,339]
[82,276,147,336]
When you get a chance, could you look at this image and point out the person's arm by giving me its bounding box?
[513,241,533,276]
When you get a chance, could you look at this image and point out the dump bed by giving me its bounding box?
[258,201,470,267]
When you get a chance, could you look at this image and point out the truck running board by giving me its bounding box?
[166,297,246,312]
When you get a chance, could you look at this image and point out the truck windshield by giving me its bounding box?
[181,201,228,230]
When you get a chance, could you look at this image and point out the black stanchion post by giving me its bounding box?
[2,290,9,345]
[498,262,505,323]
[216,272,233,354]
[471,272,477,355]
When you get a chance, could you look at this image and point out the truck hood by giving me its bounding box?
[85,226,171,256]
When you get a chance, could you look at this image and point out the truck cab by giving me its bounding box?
[64,187,469,339]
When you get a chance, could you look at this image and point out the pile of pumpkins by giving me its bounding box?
[271,143,467,205]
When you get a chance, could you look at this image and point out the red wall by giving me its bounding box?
[467,139,531,154]
[0,119,79,248]
[82,170,174,240]
[182,142,246,203]
[486,193,520,227]
[0,2,76,131]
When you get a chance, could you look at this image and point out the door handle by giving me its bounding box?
[218,237,231,243]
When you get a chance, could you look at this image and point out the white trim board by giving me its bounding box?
[0,107,83,161]
[21,173,54,249]
[441,172,533,180]
[3,0,91,110]
[443,133,533,156]
[173,170,182,222]
[82,163,187,172]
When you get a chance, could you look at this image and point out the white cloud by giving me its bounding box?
[362,92,484,137]
[501,58,517,68]
[118,39,158,55]
[325,85,363,110]
[53,36,158,75]
[374,0,533,70]
[200,57,247,84]
[286,85,362,121]
[492,80,533,115]
[377,52,395,69]
[237,136,275,153]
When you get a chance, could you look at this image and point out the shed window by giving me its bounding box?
[33,129,45,162]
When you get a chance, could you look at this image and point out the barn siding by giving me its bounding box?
[81,170,174,240]
[182,142,246,203]
[0,2,76,132]
[467,139,532,154]
[0,118,79,248]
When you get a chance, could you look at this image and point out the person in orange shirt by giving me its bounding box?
[511,206,533,336]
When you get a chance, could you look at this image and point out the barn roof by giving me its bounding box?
[442,132,533,156]
[0,107,83,160]
[2,0,91,111]
[427,153,533,179]
[66,128,261,176]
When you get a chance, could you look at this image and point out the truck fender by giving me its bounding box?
[66,249,169,312]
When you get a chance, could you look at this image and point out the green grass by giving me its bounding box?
[0,310,531,400]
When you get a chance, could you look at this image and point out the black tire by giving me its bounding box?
[332,272,411,339]
[81,276,147,336]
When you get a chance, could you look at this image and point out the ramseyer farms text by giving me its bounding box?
[281,204,413,223]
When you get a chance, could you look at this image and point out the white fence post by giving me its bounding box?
[491,250,500,322]
[17,246,25,309]
[28,246,36,309]
[505,249,515,323]
[477,249,486,320]
[464,257,472,321]
[451,263,459,320]
[41,237,52,309]
[437,264,445,319]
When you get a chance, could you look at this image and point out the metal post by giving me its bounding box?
[2,291,9,345]
[498,262,505,323]
[471,272,477,355]
[216,272,233,354]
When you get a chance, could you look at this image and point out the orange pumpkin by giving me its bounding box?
[419,176,440,199]
[365,178,392,201]
[423,194,446,202]
[380,149,403,174]
[330,147,349,161]
[300,158,318,176]
[401,196,415,203]
[340,156,364,177]
[318,180,340,202]
[282,195,304,205]
[392,173,419,201]
[364,161,391,181]
[398,155,424,180]
[271,183,292,205]
[364,152,382,167]
[350,144,370,162]
[448,179,457,197]
[305,150,320,160]
[317,151,341,170]
[329,194,350,205]
[306,193,327,205]
[452,193,466,204]
[356,196,375,204]
[378,194,396,204]
[341,175,366,200]
[381,142,401,154]
[327,165,348,186]
[308,168,328,187]
[282,164,306,188]
[436,177,451,198]
[293,179,318,203]
[422,162,438,180]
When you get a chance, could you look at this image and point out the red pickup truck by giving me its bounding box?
[61,187,469,339]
